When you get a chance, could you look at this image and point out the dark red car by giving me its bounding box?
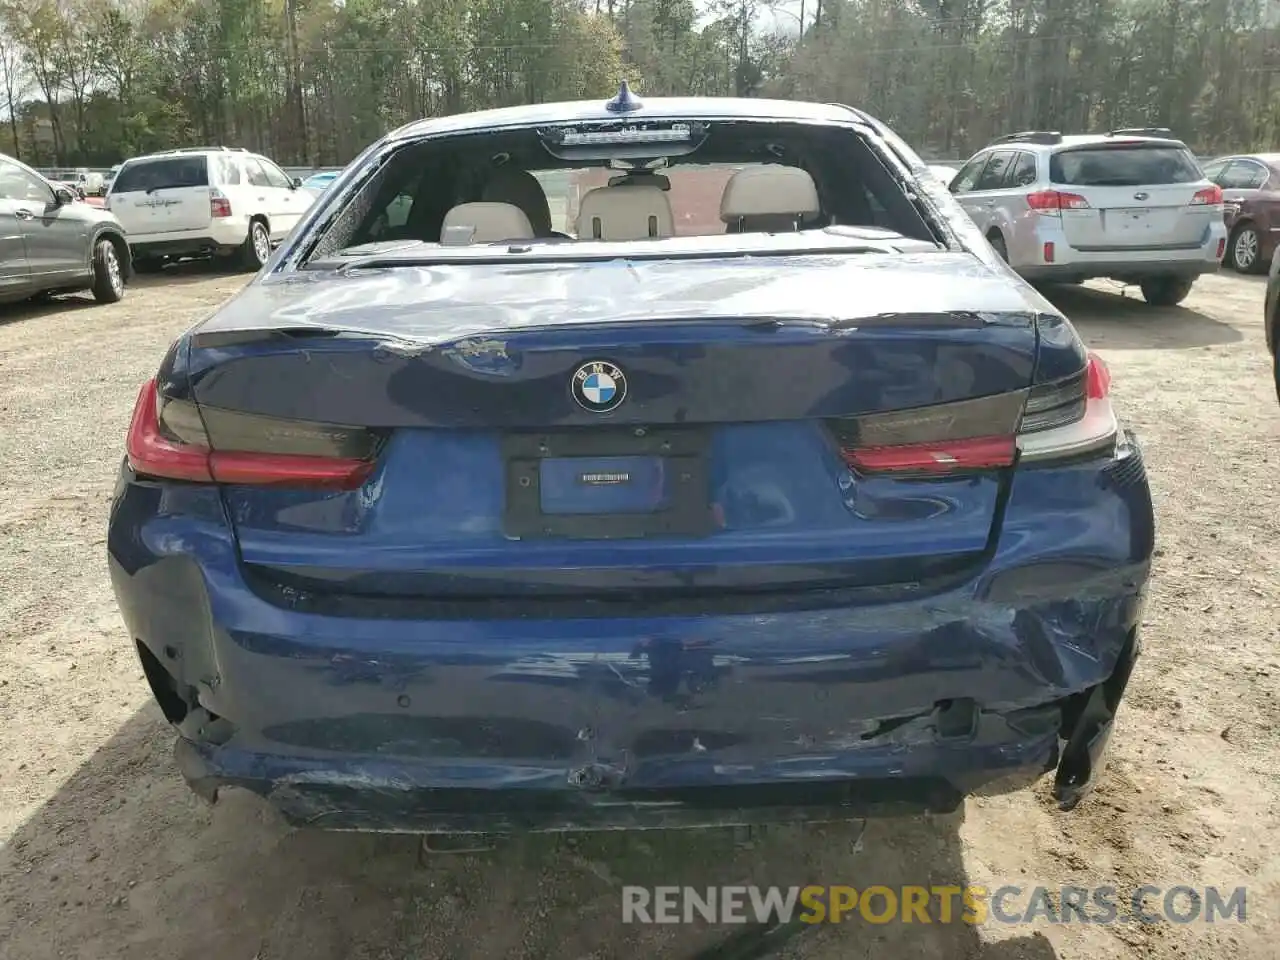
[1203,154,1280,273]
[1265,246,1280,402]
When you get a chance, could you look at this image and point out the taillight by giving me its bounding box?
[844,435,1017,474]
[125,379,377,489]
[828,391,1027,476]
[210,189,232,218]
[1016,352,1118,463]
[827,353,1118,475]
[1026,190,1091,215]
[1190,185,1223,206]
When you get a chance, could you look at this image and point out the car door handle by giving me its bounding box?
[980,200,996,207]
[14,208,33,220]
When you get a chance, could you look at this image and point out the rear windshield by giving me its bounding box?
[305,120,938,262]
[1050,145,1202,186]
[112,156,209,193]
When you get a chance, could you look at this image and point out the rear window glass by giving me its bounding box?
[309,121,937,260]
[112,156,209,193]
[217,156,241,185]
[1050,146,1201,186]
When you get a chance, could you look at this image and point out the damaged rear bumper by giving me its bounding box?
[169,629,1140,833]
[110,437,1154,834]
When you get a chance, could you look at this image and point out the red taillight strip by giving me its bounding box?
[126,380,213,482]
[1085,351,1111,399]
[843,435,1017,475]
[126,379,373,489]
[210,452,374,487]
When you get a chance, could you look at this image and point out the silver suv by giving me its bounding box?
[949,129,1226,306]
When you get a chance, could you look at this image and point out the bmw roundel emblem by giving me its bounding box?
[571,360,628,413]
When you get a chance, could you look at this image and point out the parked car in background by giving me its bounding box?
[0,152,130,304]
[300,170,340,196]
[926,163,959,184]
[109,92,1151,836]
[106,145,316,271]
[52,180,86,200]
[1201,154,1280,273]
[48,167,104,196]
[950,128,1226,305]
[102,164,121,195]
[1265,247,1280,401]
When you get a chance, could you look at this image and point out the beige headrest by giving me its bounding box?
[440,202,534,244]
[576,185,675,241]
[481,169,552,236]
[720,165,820,222]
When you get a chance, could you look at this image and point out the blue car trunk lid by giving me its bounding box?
[177,252,1048,604]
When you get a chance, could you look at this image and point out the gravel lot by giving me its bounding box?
[0,267,1277,960]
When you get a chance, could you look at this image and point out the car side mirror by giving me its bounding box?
[53,186,75,205]
[292,177,302,189]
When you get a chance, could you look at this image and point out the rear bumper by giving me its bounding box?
[127,222,249,258]
[107,436,1155,833]
[1011,217,1226,283]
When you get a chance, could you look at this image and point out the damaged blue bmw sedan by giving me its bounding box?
[107,89,1153,835]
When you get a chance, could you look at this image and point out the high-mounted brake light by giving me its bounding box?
[1190,185,1223,206]
[1026,190,1091,215]
[559,125,693,146]
[125,379,375,489]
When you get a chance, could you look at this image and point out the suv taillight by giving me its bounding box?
[1191,185,1223,206]
[1026,190,1092,215]
[210,189,232,218]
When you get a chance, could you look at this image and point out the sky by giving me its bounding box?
[693,1,813,34]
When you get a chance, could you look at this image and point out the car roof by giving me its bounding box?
[1214,153,1280,167]
[122,148,263,165]
[389,97,866,141]
[981,134,1187,154]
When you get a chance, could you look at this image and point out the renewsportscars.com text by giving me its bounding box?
[621,885,1247,925]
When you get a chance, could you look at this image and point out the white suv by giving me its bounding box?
[949,129,1226,306]
[105,146,315,272]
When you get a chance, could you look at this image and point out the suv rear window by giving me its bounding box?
[1049,145,1202,186]
[112,156,209,193]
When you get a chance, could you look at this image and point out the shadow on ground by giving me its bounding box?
[129,256,254,288]
[1037,282,1243,350]
[0,706,1059,960]
[0,259,248,326]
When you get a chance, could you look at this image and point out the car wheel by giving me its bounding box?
[1228,223,1265,274]
[987,231,1008,262]
[239,220,271,271]
[1139,276,1194,307]
[91,238,125,303]
[1274,346,1280,406]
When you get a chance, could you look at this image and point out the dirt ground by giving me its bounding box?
[1,266,1277,960]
